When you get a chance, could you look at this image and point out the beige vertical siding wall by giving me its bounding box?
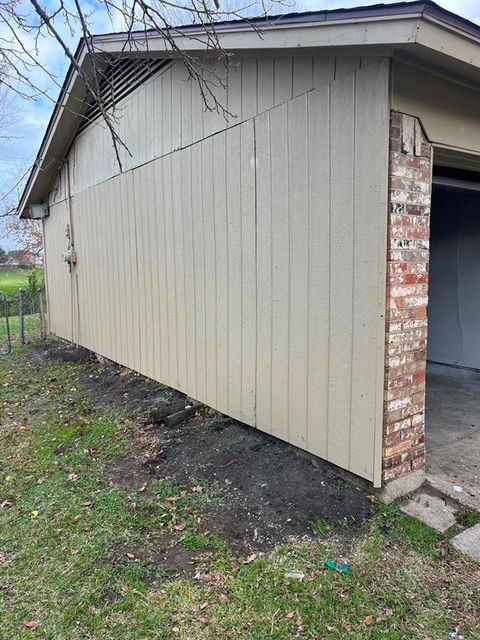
[254,62,390,481]
[44,59,390,483]
[43,199,72,341]
[49,54,385,204]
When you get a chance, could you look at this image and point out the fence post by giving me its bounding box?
[39,288,46,339]
[18,288,25,344]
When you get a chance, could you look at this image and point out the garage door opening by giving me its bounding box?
[425,166,480,508]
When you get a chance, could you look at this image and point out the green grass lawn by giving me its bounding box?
[0,267,45,350]
[0,267,44,299]
[0,342,479,639]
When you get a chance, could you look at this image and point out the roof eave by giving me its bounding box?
[18,3,480,218]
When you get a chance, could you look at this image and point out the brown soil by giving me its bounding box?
[156,416,371,552]
[29,340,373,557]
[31,340,185,415]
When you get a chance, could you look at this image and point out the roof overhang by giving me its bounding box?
[19,0,480,218]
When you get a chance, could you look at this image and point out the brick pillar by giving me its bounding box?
[383,111,433,484]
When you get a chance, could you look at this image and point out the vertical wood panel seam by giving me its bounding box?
[181,150,189,390]
[286,105,291,443]
[201,145,208,399]
[253,117,258,427]
[188,146,197,395]
[239,128,244,420]
[171,156,180,386]
[348,72,357,471]
[269,113,273,433]
[224,135,230,411]
[326,83,332,459]
[133,176,142,372]
[161,160,171,380]
[305,94,311,453]
[212,139,218,406]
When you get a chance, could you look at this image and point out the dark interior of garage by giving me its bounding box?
[425,168,480,508]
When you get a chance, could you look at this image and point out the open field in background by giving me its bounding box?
[0,268,46,350]
[0,339,479,639]
[0,267,44,299]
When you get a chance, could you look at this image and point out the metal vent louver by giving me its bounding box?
[78,57,168,133]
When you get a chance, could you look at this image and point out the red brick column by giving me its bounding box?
[383,111,433,484]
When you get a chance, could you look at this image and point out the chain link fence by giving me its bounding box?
[0,287,47,355]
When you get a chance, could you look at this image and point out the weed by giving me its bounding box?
[311,517,330,536]
[456,508,480,529]
[372,502,400,531]
[182,531,216,551]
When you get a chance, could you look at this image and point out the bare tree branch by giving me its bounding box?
[0,0,293,223]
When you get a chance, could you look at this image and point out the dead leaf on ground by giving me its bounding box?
[24,619,41,630]
[243,553,257,564]
[194,571,223,583]
[376,614,390,623]
[286,611,295,619]
[173,522,186,532]
[364,615,374,626]
[126,552,135,560]
[67,473,78,482]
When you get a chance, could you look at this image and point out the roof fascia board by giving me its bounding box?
[19,45,100,217]
[416,17,480,69]
[93,15,423,54]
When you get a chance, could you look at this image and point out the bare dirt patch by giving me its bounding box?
[111,536,203,580]
[156,416,371,552]
[27,341,184,416]
[27,340,372,555]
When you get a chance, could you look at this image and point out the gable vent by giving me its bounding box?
[78,57,169,133]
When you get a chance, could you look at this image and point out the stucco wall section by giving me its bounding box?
[383,111,432,482]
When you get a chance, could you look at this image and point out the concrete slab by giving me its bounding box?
[379,470,424,503]
[400,493,457,532]
[426,364,480,449]
[426,363,480,511]
[427,432,480,511]
[451,523,480,563]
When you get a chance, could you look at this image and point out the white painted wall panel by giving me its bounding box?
[45,59,390,483]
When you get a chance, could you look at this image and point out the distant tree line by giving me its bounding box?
[0,245,40,266]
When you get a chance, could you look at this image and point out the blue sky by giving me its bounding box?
[0,0,479,248]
